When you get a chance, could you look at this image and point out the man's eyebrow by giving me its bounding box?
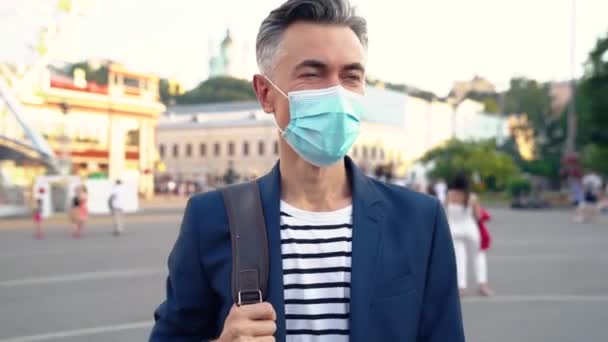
[342,62,365,73]
[293,59,328,73]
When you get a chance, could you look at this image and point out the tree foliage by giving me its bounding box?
[158,78,170,105]
[482,97,500,113]
[462,91,500,113]
[420,139,520,191]
[578,32,608,174]
[498,77,567,183]
[503,77,552,130]
[69,62,109,85]
[176,77,256,104]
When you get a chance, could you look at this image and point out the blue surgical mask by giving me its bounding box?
[265,77,363,167]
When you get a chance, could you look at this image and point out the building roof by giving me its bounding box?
[164,87,410,128]
[158,116,274,130]
[166,101,261,115]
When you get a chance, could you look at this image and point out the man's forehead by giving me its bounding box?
[278,21,366,69]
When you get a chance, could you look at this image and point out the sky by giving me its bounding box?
[1,0,607,96]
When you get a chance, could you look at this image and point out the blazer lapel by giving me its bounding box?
[346,157,384,342]
[256,163,286,341]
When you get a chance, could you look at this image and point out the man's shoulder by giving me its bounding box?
[188,189,225,211]
[184,190,229,230]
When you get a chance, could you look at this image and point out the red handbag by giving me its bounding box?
[478,207,492,250]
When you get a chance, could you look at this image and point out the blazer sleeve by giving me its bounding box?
[149,198,220,341]
[417,200,466,342]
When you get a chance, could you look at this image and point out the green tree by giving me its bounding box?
[503,77,552,131]
[482,97,500,113]
[177,77,256,104]
[462,91,500,113]
[578,32,608,174]
[158,78,170,105]
[69,62,109,85]
[499,77,568,185]
[420,139,520,191]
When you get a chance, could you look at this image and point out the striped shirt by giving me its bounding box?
[280,200,352,342]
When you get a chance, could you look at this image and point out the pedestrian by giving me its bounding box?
[598,182,608,213]
[223,161,239,186]
[150,1,464,341]
[167,180,176,196]
[33,188,45,239]
[571,178,583,206]
[109,180,125,236]
[446,172,494,296]
[70,185,88,238]
[427,181,437,197]
[177,182,186,197]
[574,172,602,223]
[434,178,448,204]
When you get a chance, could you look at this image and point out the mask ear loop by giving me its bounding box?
[263,76,288,98]
[272,114,286,136]
[263,75,288,136]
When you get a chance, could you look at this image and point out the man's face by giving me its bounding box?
[254,22,366,130]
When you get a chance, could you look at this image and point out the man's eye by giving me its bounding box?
[301,73,319,78]
[343,73,361,81]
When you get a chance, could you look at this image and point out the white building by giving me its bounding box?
[156,86,509,184]
[453,99,509,142]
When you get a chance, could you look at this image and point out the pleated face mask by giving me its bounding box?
[266,77,363,167]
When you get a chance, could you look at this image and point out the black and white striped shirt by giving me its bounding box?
[280,200,352,342]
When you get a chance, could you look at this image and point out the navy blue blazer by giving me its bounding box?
[150,158,465,341]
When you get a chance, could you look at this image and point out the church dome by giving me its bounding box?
[221,30,233,47]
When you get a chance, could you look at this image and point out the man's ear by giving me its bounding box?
[253,74,275,113]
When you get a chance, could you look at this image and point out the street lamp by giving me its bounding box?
[59,101,71,175]
[565,0,577,155]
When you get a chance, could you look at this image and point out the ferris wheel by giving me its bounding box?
[0,1,97,170]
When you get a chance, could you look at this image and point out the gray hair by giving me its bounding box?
[256,0,368,76]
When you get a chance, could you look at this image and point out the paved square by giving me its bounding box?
[0,207,606,341]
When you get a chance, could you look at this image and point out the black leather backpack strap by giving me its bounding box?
[221,181,269,306]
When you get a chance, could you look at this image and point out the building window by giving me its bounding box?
[126,129,139,147]
[173,144,179,157]
[274,141,279,155]
[352,146,358,158]
[214,142,221,156]
[379,148,385,161]
[159,144,165,158]
[371,146,377,160]
[228,142,235,156]
[186,143,192,157]
[243,142,250,156]
[200,143,207,157]
[362,146,368,159]
[124,77,140,88]
[258,141,265,156]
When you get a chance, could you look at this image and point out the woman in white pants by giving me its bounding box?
[446,173,493,296]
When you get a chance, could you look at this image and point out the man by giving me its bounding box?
[223,160,240,186]
[150,1,464,341]
[109,179,125,235]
